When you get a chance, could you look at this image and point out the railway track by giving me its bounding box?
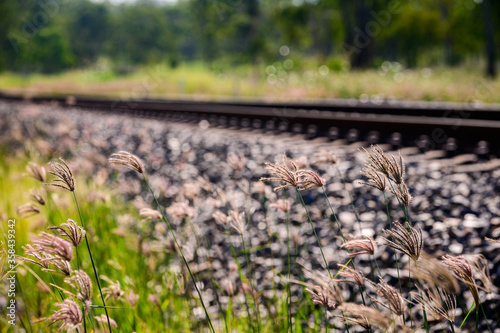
[1,92,500,155]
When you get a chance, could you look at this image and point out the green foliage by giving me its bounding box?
[0,0,497,75]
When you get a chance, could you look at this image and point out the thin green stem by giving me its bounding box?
[227,231,254,333]
[475,308,479,333]
[319,186,370,332]
[143,177,215,333]
[416,279,429,332]
[479,302,493,333]
[285,189,292,333]
[459,301,475,331]
[383,192,405,323]
[408,262,413,329]
[241,235,261,333]
[72,192,112,333]
[296,187,332,279]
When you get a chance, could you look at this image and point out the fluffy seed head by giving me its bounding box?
[46,158,75,192]
[109,151,145,174]
[17,203,41,217]
[95,315,118,328]
[26,162,46,182]
[411,256,459,294]
[34,232,74,262]
[442,255,480,306]
[312,150,338,165]
[412,286,456,323]
[296,169,326,190]
[226,152,248,172]
[212,211,229,225]
[269,199,291,213]
[167,201,195,220]
[19,244,51,269]
[340,235,377,257]
[65,270,93,307]
[228,210,246,236]
[389,182,413,207]
[48,219,86,247]
[337,263,365,287]
[382,221,422,262]
[306,287,336,308]
[260,155,302,191]
[139,208,163,221]
[29,188,46,205]
[101,276,126,302]
[359,167,387,192]
[360,145,405,184]
[43,299,83,331]
[338,303,390,330]
[371,277,406,316]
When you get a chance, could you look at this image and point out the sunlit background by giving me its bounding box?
[0,0,499,102]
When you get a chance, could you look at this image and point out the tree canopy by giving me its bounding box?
[0,0,498,76]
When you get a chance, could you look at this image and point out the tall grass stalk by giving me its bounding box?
[285,189,292,333]
[240,233,261,333]
[143,177,215,333]
[459,302,475,331]
[479,303,493,333]
[295,187,332,279]
[72,192,112,333]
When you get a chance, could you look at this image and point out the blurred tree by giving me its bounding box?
[107,2,175,65]
[482,0,497,78]
[381,2,444,67]
[67,0,109,66]
[11,25,75,73]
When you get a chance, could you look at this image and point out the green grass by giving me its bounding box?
[0,60,499,103]
[0,151,326,333]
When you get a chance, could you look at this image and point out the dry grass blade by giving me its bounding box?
[382,221,422,262]
[46,158,75,192]
[485,237,500,244]
[109,151,145,174]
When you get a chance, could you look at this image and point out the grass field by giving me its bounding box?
[1,61,499,104]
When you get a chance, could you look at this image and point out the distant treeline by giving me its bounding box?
[0,0,498,77]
